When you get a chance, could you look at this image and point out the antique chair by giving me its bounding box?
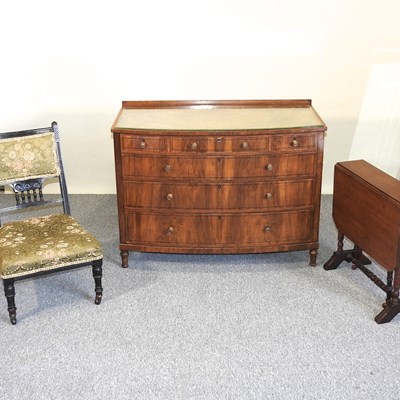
[0,122,103,324]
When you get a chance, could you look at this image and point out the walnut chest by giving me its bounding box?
[111,100,327,267]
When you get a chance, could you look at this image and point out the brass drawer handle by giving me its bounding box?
[139,139,146,149]
[291,138,299,147]
[266,163,273,171]
[265,193,272,200]
[264,225,272,232]
[166,193,173,201]
[164,164,172,172]
[191,142,198,150]
[167,226,174,234]
[241,141,249,149]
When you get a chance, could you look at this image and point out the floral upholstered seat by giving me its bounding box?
[0,122,103,325]
[0,214,102,279]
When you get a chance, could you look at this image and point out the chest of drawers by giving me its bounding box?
[111,100,327,268]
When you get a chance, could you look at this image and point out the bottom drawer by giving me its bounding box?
[126,213,220,245]
[125,210,314,247]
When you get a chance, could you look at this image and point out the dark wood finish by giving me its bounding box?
[324,160,400,324]
[3,279,17,325]
[112,100,326,267]
[92,260,103,305]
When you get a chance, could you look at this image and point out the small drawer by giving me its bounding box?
[219,179,314,209]
[122,155,219,179]
[125,182,219,209]
[169,137,215,152]
[271,134,317,151]
[222,153,316,179]
[121,135,166,152]
[221,210,313,245]
[126,212,221,245]
[225,136,269,152]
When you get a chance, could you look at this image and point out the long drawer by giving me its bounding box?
[125,210,314,246]
[122,153,316,179]
[124,179,314,209]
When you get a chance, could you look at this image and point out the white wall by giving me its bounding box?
[350,64,400,178]
[1,0,400,193]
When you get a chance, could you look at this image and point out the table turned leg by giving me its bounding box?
[324,231,349,270]
[324,231,371,270]
[375,268,400,324]
[386,271,394,303]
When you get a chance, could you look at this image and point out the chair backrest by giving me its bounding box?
[0,122,70,223]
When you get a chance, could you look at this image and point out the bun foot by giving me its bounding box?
[95,293,102,305]
[121,251,129,268]
[10,313,17,325]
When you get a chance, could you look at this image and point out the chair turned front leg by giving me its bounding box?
[3,279,17,325]
[92,260,103,305]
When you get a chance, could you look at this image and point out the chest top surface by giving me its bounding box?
[112,100,326,132]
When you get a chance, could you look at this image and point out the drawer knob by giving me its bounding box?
[164,164,172,172]
[139,139,146,148]
[217,137,222,144]
[166,193,173,201]
[266,163,273,171]
[167,226,174,234]
[241,141,249,149]
[191,142,198,150]
[291,138,299,147]
[264,225,272,232]
[265,193,272,200]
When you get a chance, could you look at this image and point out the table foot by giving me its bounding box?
[375,302,400,324]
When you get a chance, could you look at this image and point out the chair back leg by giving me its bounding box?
[3,279,17,325]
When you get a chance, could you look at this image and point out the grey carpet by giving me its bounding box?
[1,194,399,400]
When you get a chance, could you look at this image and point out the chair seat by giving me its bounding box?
[0,214,102,279]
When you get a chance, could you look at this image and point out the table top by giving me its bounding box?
[337,160,400,204]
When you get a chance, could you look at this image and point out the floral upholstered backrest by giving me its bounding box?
[0,132,60,185]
